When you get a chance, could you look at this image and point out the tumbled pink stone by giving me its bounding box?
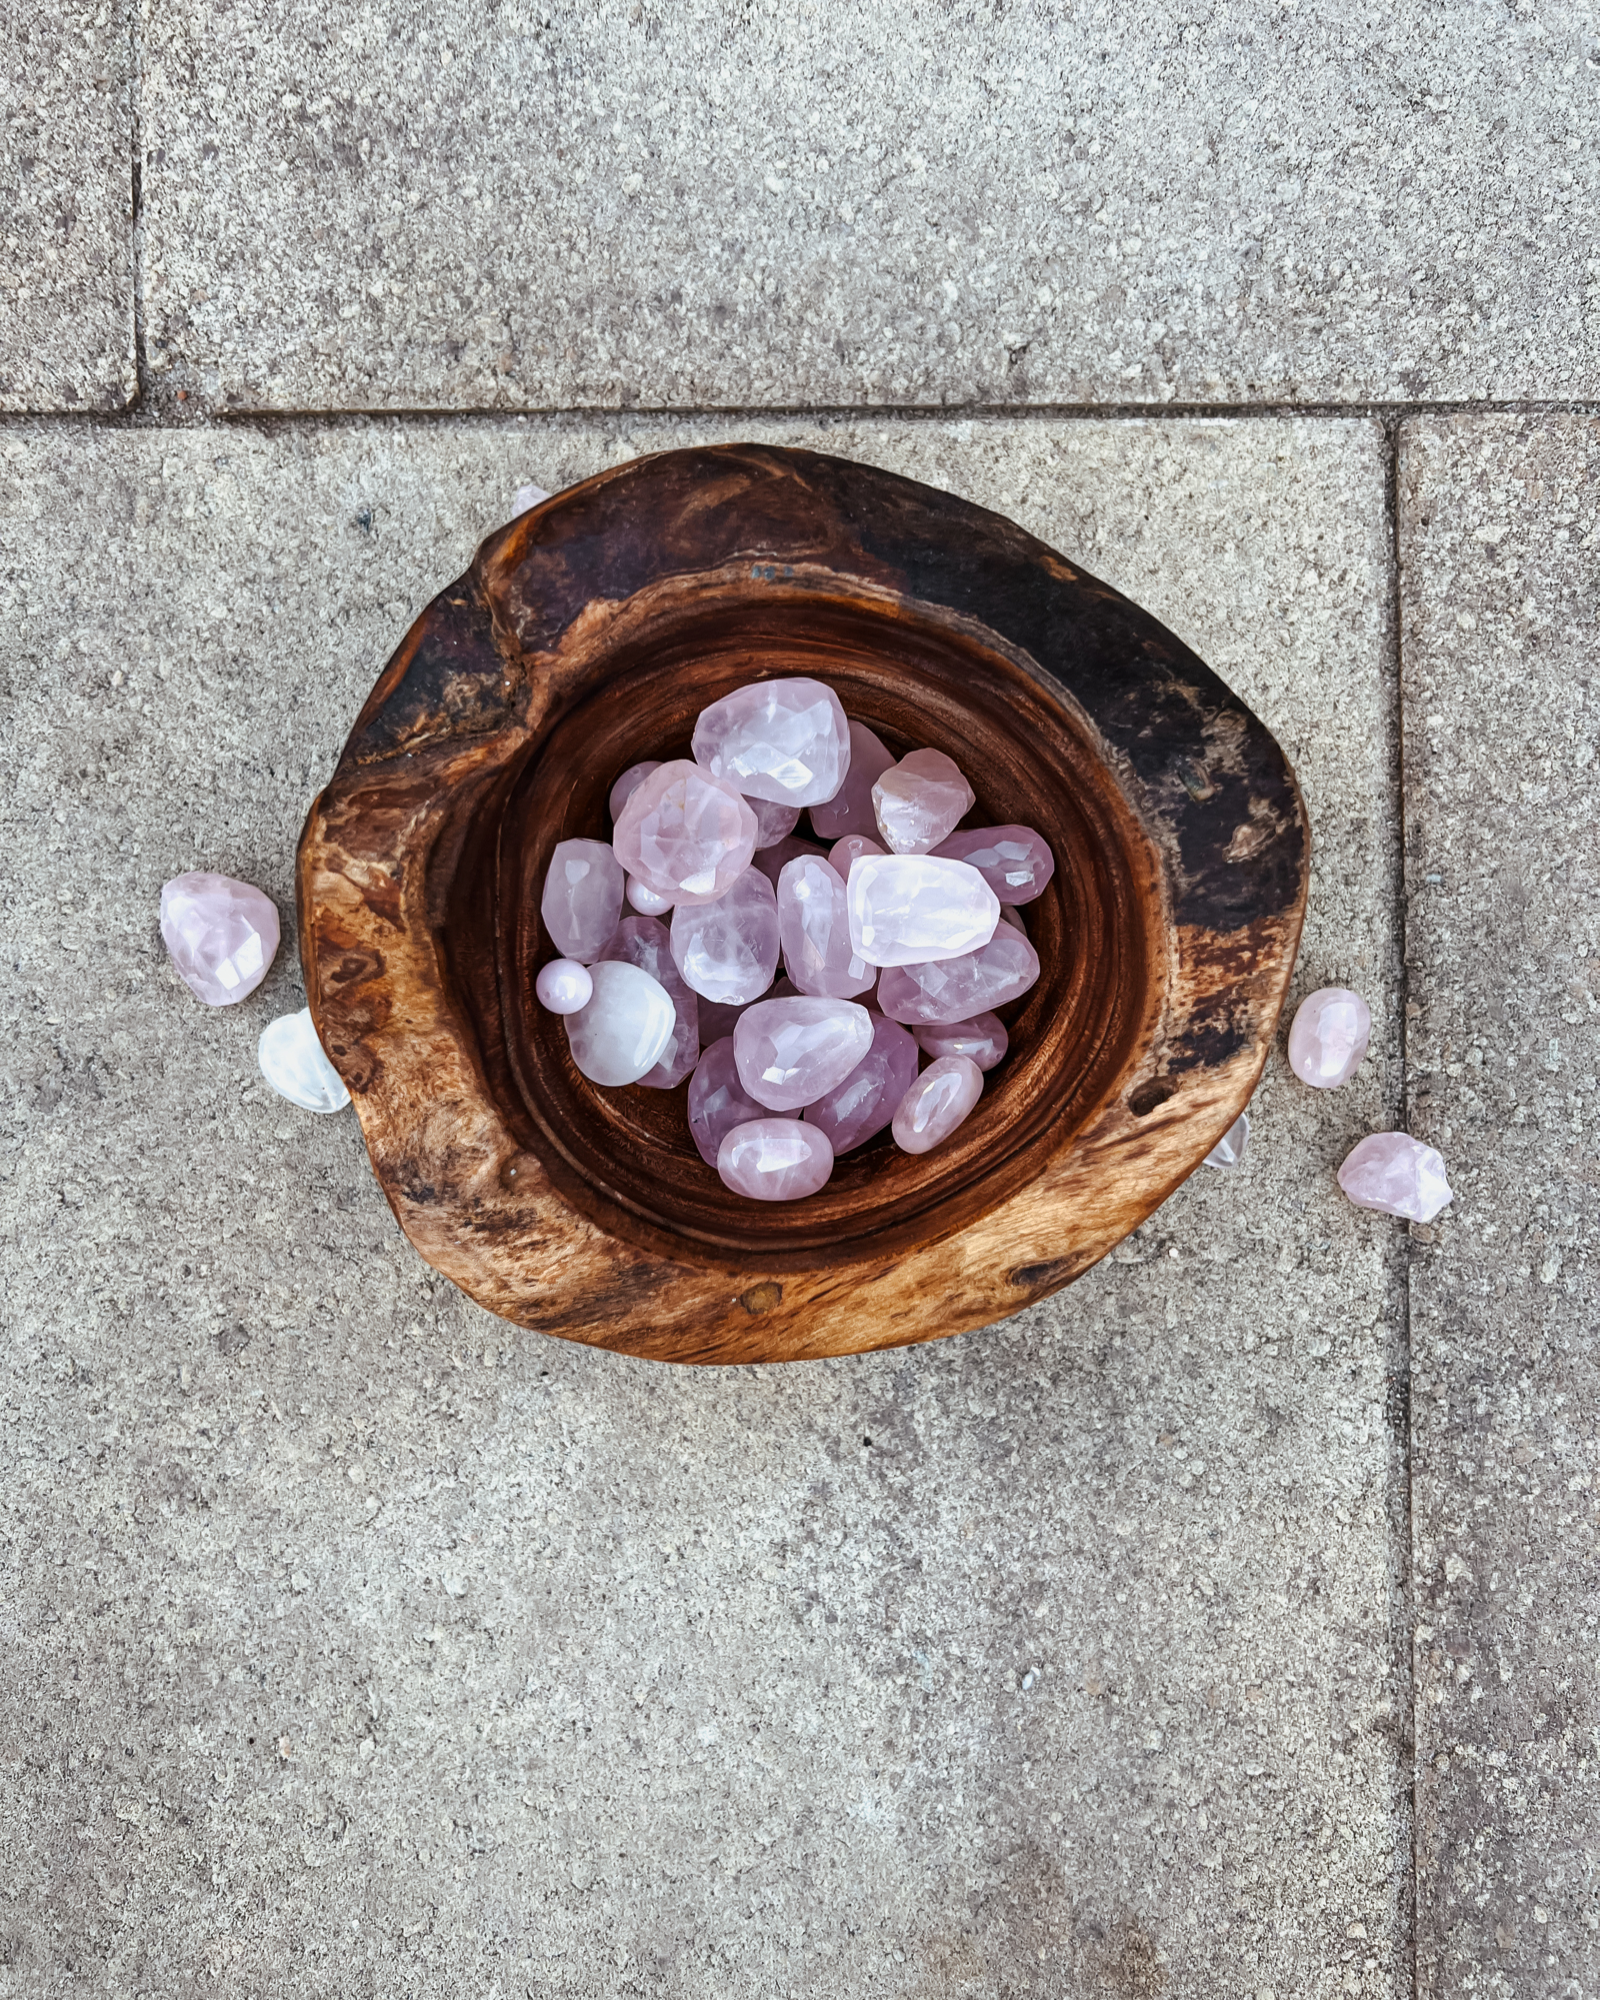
[892,1055,985,1154]
[609,759,662,822]
[687,1037,798,1166]
[692,678,851,807]
[778,854,874,1000]
[878,929,1041,1025]
[750,796,802,849]
[733,996,874,1112]
[1338,1133,1452,1222]
[847,853,1000,967]
[670,866,780,1005]
[810,719,896,839]
[913,1013,1009,1072]
[829,833,886,874]
[717,1118,835,1202]
[540,838,625,963]
[754,834,828,889]
[159,872,281,1006]
[598,915,700,1088]
[933,825,1056,905]
[803,1012,918,1155]
[1288,986,1372,1089]
[613,759,758,907]
[872,748,975,855]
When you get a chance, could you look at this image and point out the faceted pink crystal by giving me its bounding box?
[540,838,625,963]
[803,1012,918,1155]
[846,853,1000,967]
[613,759,758,907]
[877,929,1041,1025]
[750,796,802,849]
[609,759,662,822]
[933,825,1056,905]
[687,1037,799,1167]
[754,835,828,889]
[810,719,895,840]
[913,1013,1008,1072]
[598,915,700,1088]
[892,1055,984,1154]
[872,748,975,854]
[777,854,874,999]
[160,872,281,1006]
[1338,1133,1453,1222]
[670,866,780,1005]
[733,996,874,1112]
[692,677,851,808]
[1288,987,1372,1089]
[829,833,885,874]
[717,1118,835,1201]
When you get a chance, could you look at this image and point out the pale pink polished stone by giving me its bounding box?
[692,677,851,807]
[1338,1133,1453,1222]
[687,1037,799,1166]
[777,854,874,999]
[625,875,674,916]
[829,833,886,874]
[609,759,662,823]
[933,825,1056,905]
[535,958,593,1015]
[878,929,1041,1025]
[160,872,281,1006]
[1203,1111,1250,1171]
[717,1118,835,1201]
[733,996,874,1112]
[670,866,780,1005]
[803,1012,918,1155]
[892,1055,984,1154]
[750,796,802,849]
[810,719,895,839]
[598,915,701,1088]
[872,747,975,854]
[564,961,675,1086]
[1288,986,1372,1089]
[613,759,758,907]
[846,852,1000,967]
[913,1012,1009,1071]
[753,834,828,889]
[540,838,625,963]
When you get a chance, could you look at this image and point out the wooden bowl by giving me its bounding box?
[297,444,1307,1364]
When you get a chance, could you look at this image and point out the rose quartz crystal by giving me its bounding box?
[692,677,852,808]
[1288,986,1372,1089]
[670,866,780,1005]
[913,1013,1009,1071]
[613,759,758,906]
[717,1118,835,1201]
[753,834,828,889]
[159,872,281,1006]
[892,1054,984,1154]
[829,833,885,874]
[535,959,593,1015]
[777,854,874,999]
[872,748,975,854]
[877,929,1040,1025]
[733,996,874,1112]
[803,1012,918,1155]
[1338,1133,1453,1222]
[810,719,895,839]
[1203,1111,1250,1171]
[687,1037,799,1167]
[933,825,1056,905]
[609,759,662,822]
[598,915,701,1088]
[750,796,802,849]
[540,838,625,963]
[564,960,676,1086]
[846,853,1000,967]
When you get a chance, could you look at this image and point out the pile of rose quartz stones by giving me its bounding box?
[532,677,1053,1203]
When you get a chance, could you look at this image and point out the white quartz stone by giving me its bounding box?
[258,1008,351,1114]
[563,960,676,1086]
[845,853,1000,967]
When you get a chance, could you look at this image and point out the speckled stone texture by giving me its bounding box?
[139,1,1597,413]
[0,419,1403,1995]
[1400,416,1600,1997]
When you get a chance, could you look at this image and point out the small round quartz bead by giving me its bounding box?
[750,795,802,849]
[892,1055,984,1155]
[608,759,662,822]
[563,960,676,1086]
[597,915,701,1088]
[846,853,1000,968]
[933,825,1056,905]
[258,1008,350,1114]
[535,958,593,1015]
[803,1012,918,1155]
[1203,1111,1250,1171]
[913,1013,1008,1072]
[692,677,852,808]
[671,866,781,1005]
[159,872,281,1006]
[871,748,975,855]
[625,875,674,916]
[717,1118,835,1202]
[810,719,895,840]
[687,1037,798,1167]
[777,854,874,999]
[613,759,758,907]
[1288,986,1372,1089]
[733,996,874,1112]
[1338,1132,1453,1223]
[829,833,885,874]
[877,928,1041,1025]
[540,838,625,963]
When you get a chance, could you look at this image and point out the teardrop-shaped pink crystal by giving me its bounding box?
[777,854,875,999]
[803,1012,919,1155]
[733,996,874,1112]
[810,719,896,839]
[687,1037,798,1166]
[717,1118,835,1201]
[540,838,625,963]
[877,929,1041,1025]
[892,1055,985,1154]
[613,759,758,907]
[670,866,780,1005]
[913,1013,1009,1071]
[597,915,700,1087]
[692,678,851,807]
[871,748,975,855]
[160,872,281,1006]
[933,825,1056,905]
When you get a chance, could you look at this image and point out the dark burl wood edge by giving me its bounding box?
[297,444,1309,1364]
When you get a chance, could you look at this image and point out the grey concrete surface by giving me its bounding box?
[139,1,1597,415]
[0,417,1408,1995]
[0,10,135,411]
[1399,416,1600,1996]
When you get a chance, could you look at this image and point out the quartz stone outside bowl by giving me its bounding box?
[296,444,1309,1365]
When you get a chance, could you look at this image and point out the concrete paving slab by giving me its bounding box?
[0,416,1401,1995]
[1400,415,1600,1997]
[140,2,1597,414]
[0,10,135,411]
